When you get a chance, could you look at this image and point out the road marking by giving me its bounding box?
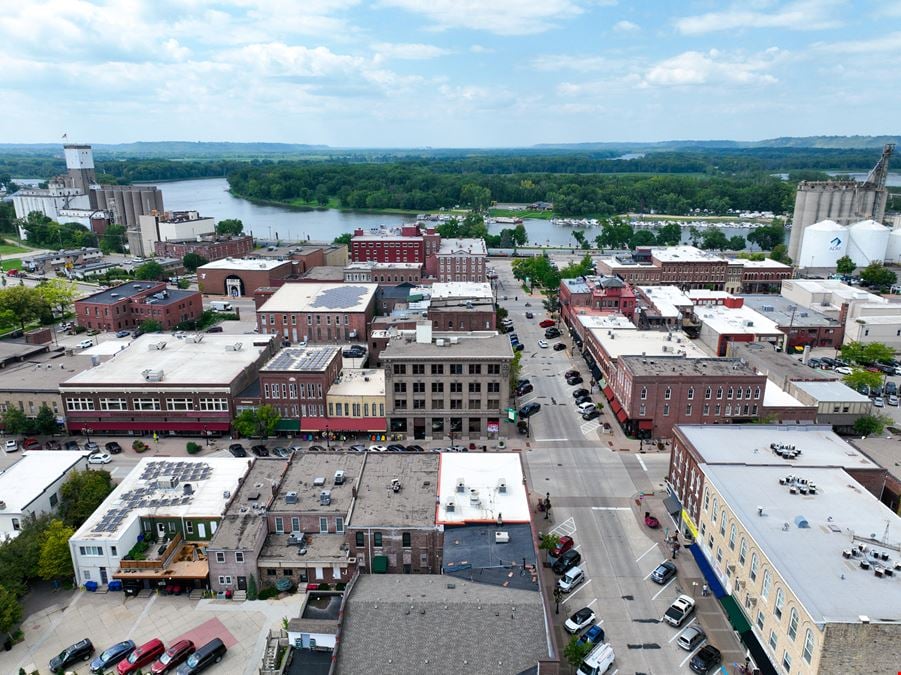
[561,579,592,604]
[643,561,667,580]
[591,506,630,511]
[652,578,676,600]
[679,644,704,667]
[635,543,658,563]
[669,617,697,643]
[586,598,597,609]
[550,517,576,537]
[636,455,648,471]
[536,437,569,442]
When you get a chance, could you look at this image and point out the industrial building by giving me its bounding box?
[788,144,894,262]
[128,210,216,257]
[797,218,896,272]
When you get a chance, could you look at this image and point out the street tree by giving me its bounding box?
[655,223,682,246]
[100,224,126,254]
[0,584,21,635]
[841,341,894,365]
[38,519,75,581]
[134,260,167,281]
[182,253,209,272]
[1,407,30,434]
[34,403,58,435]
[842,369,883,392]
[0,285,52,329]
[35,278,77,317]
[836,256,856,275]
[629,229,656,247]
[859,262,897,289]
[140,319,163,333]
[216,218,244,236]
[598,218,633,249]
[853,414,891,437]
[59,470,115,528]
[233,405,282,438]
[333,233,352,246]
[700,228,729,250]
[564,636,593,668]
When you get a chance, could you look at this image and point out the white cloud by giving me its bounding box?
[814,31,901,54]
[377,0,586,35]
[372,42,450,59]
[675,0,843,35]
[531,54,614,72]
[612,20,639,32]
[469,44,495,54]
[643,48,787,87]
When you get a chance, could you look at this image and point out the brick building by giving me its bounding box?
[350,225,440,277]
[197,258,298,297]
[695,301,786,356]
[726,257,794,293]
[559,275,636,326]
[60,334,275,436]
[256,283,377,344]
[742,295,844,350]
[75,282,202,332]
[343,261,423,285]
[325,369,387,436]
[154,235,254,262]
[436,238,488,282]
[381,329,513,441]
[257,346,341,435]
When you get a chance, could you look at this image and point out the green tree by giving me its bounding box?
[859,262,897,289]
[182,252,209,273]
[770,243,791,265]
[564,635,593,668]
[333,233,352,246]
[37,519,75,581]
[538,533,560,552]
[140,318,163,333]
[233,405,282,438]
[599,218,633,249]
[35,278,77,317]
[0,285,52,329]
[216,218,244,236]
[727,235,746,250]
[630,229,656,247]
[1,407,29,435]
[700,228,729,250]
[134,260,166,281]
[836,256,856,275]
[0,584,22,635]
[509,350,522,394]
[841,341,894,365]
[853,414,891,437]
[59,470,115,528]
[460,183,491,211]
[34,403,58,435]
[100,224,126,254]
[571,230,588,249]
[512,254,560,291]
[747,223,786,251]
[842,369,883,391]
[655,223,682,246]
[247,574,258,601]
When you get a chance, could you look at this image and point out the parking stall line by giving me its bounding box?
[669,617,697,643]
[560,579,592,605]
[652,578,676,600]
[643,560,667,580]
[679,644,704,667]
[635,543,658,563]
[636,455,648,472]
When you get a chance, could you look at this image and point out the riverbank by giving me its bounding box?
[227,189,422,217]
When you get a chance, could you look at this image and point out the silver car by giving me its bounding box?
[677,625,707,651]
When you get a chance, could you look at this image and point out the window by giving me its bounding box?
[728,387,734,399]
[782,651,792,672]
[468,364,481,375]
[787,608,799,640]
[750,553,759,582]
[355,531,364,547]
[11,518,20,531]
[705,386,712,399]
[166,398,194,411]
[49,493,58,507]
[431,382,444,393]
[664,387,672,400]
[393,382,407,393]
[186,521,194,534]
[450,364,463,375]
[761,569,772,600]
[414,400,426,410]
[235,552,244,563]
[402,532,411,547]
[756,610,765,630]
[802,629,814,664]
[133,398,161,411]
[66,397,95,411]
[685,403,692,416]
[774,588,785,619]
[687,387,694,400]
[199,398,229,411]
[703,490,710,511]
[488,364,501,375]
[218,576,233,585]
[291,517,300,533]
[336,517,344,533]
[716,386,723,399]
[720,512,726,536]
[393,364,406,375]
[468,399,481,410]
[319,517,328,533]
[215,552,225,563]
[99,397,127,411]
[274,517,284,534]
[769,629,778,650]
[729,524,736,550]
[111,546,117,556]
[468,382,481,393]
[663,404,670,416]
[640,387,647,400]
[487,382,500,393]
[413,382,425,393]
[373,532,383,547]
[412,364,425,375]
[431,364,444,375]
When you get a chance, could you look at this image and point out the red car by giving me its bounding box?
[539,319,556,328]
[117,638,165,674]
[22,437,41,450]
[150,639,195,674]
[551,535,574,558]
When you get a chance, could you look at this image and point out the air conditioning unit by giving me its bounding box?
[445,498,455,512]
[320,490,332,506]
[497,478,507,494]
[285,491,298,504]
[334,470,346,485]
[456,478,465,493]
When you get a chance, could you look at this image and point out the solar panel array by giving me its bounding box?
[90,461,212,533]
[310,285,368,310]
[265,346,336,372]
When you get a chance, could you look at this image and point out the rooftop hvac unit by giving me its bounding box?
[285,491,298,504]
[0,501,5,510]
[288,531,303,544]
[226,342,244,351]
[497,478,507,494]
[148,341,167,351]
[186,334,204,343]
[313,476,325,487]
[436,339,446,347]
[445,498,455,512]
[320,490,332,506]
[142,369,164,382]
[456,478,465,493]
[334,470,345,485]
[450,336,459,344]
[154,476,178,490]
[469,488,481,506]
[391,478,401,493]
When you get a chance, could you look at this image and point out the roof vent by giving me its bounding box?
[226,342,244,352]
[320,490,332,506]
[183,483,193,495]
[391,479,401,493]
[285,491,298,504]
[497,478,507,494]
[456,478,465,493]
[469,489,481,506]
[445,498,455,512]
[141,368,164,382]
[334,470,345,486]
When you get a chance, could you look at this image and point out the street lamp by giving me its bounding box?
[82,426,93,445]
[325,424,331,450]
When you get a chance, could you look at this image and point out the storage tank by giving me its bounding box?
[847,219,890,267]
[885,229,901,263]
[797,220,847,269]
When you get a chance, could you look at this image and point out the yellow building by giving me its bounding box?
[325,369,386,435]
[697,464,901,674]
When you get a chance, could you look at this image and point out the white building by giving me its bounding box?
[130,211,216,257]
[694,303,785,355]
[0,451,88,541]
[13,182,91,224]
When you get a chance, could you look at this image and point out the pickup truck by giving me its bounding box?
[664,595,696,627]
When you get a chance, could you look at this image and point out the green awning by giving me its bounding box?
[720,595,752,633]
[371,555,388,574]
[275,419,300,431]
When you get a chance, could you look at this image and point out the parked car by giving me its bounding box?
[349,444,367,452]
[566,374,584,386]
[677,625,706,651]
[572,388,589,398]
[79,338,94,349]
[64,440,81,451]
[116,330,130,338]
[664,595,696,627]
[538,339,549,349]
[309,445,327,452]
[689,645,722,674]
[509,333,519,342]
[563,606,595,634]
[577,624,606,647]
[175,637,227,674]
[519,402,541,418]
[84,440,100,452]
[650,560,677,585]
[105,441,123,454]
[550,535,574,558]
[151,639,195,674]
[272,447,291,458]
[834,366,852,375]
[227,444,247,458]
[342,345,366,358]
[874,396,885,407]
[369,445,388,452]
[553,342,566,351]
[387,444,406,452]
[889,394,899,406]
[582,409,600,421]
[405,444,425,452]
[118,639,166,674]
[557,565,585,593]
[88,451,112,465]
[525,311,534,319]
[516,378,531,388]
[49,638,95,672]
[90,640,136,673]
[251,444,270,457]
[574,394,592,405]
[4,439,19,453]
[577,402,597,414]
[552,549,582,575]
[21,437,40,450]
[544,327,561,339]
[513,342,524,352]
[205,325,224,333]
[516,382,534,396]
[539,319,555,328]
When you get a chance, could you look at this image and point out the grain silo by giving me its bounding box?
[847,219,891,267]
[885,229,901,263]
[797,220,848,270]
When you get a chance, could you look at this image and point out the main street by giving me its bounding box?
[492,257,745,674]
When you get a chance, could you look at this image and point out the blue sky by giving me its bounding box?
[1,0,899,146]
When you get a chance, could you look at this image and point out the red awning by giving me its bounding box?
[66,421,231,432]
[610,399,622,415]
[615,408,628,423]
[602,386,614,401]
[638,420,653,431]
[300,417,387,433]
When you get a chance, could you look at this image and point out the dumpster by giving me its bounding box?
[85,581,98,592]
[108,580,123,592]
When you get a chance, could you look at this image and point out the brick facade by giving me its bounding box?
[197,260,297,297]
[154,235,254,262]
[75,282,202,332]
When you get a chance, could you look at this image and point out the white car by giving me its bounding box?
[834,366,852,375]
[369,445,388,452]
[873,396,885,407]
[78,339,94,349]
[577,401,597,414]
[4,439,19,453]
[564,606,596,634]
[889,395,899,406]
[538,339,549,349]
[88,452,112,464]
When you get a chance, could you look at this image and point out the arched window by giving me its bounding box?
[729,524,736,550]
[640,386,647,400]
[762,569,772,600]
[802,629,815,663]
[705,386,712,399]
[738,538,747,564]
[774,588,785,619]
[788,607,799,640]
[719,511,727,535]
[664,387,672,400]
[703,490,710,511]
[750,552,759,582]
[687,387,694,400]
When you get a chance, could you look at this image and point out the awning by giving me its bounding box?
[371,556,388,574]
[299,417,387,433]
[720,595,752,633]
[67,421,231,432]
[602,386,614,401]
[663,495,682,516]
[615,408,628,423]
[638,420,654,431]
[276,419,300,432]
[610,399,622,415]
[740,629,779,675]
[687,544,727,599]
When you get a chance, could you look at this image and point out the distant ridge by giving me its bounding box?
[533,135,901,151]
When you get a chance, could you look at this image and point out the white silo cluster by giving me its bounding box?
[798,218,895,270]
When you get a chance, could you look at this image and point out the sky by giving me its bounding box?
[1,0,899,147]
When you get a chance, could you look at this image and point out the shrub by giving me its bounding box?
[132,440,148,453]
[186,442,202,455]
[257,586,279,600]
[318,583,330,591]
[335,582,346,591]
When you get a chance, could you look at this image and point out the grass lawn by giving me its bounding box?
[0,243,31,255]
[0,258,22,271]
[489,208,554,221]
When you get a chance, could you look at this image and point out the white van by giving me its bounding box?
[210,300,233,312]
[576,643,615,675]
[557,565,585,593]
[78,339,94,349]
[577,401,597,414]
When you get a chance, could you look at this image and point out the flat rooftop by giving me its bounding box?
[381,332,513,360]
[782,279,885,305]
[61,334,273,387]
[258,283,377,314]
[274,452,366,515]
[0,451,87,515]
[577,313,635,331]
[793,380,871,403]
[212,459,288,550]
[437,453,529,525]
[438,238,487,255]
[653,245,726,263]
[73,457,250,541]
[703,464,901,624]
[260,532,347,563]
[727,257,791,269]
[348,453,439,527]
[676,424,879,469]
[76,281,161,305]
[198,257,291,271]
[428,282,493,300]
[345,261,421,270]
[301,266,345,281]
[638,285,693,318]
[621,355,757,377]
[686,289,735,302]
[762,380,807,407]
[0,341,50,365]
[742,295,841,328]
[696,303,783,336]
[0,349,96,391]
[328,369,384,397]
[727,342,839,386]
[337,575,546,675]
[594,329,706,360]
[261,345,339,373]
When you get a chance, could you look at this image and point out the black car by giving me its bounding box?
[574,394,592,405]
[581,409,600,421]
[525,311,534,319]
[572,388,589,398]
[553,342,566,351]
[650,560,677,584]
[508,333,519,342]
[105,441,123,454]
[228,443,247,458]
[251,444,270,457]
[516,378,531,388]
[90,640,136,673]
[405,445,425,452]
[565,370,580,379]
[387,444,406,452]
[552,549,582,575]
[689,645,722,674]
[513,342,524,352]
[566,375,584,386]
[309,445,328,452]
[342,345,366,358]
[519,402,541,418]
[516,383,534,396]
[64,440,81,451]
[49,638,94,672]
[544,327,561,339]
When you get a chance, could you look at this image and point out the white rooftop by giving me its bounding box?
[198,257,289,271]
[0,451,88,515]
[345,261,421,270]
[261,345,339,373]
[783,279,885,305]
[727,257,791,269]
[792,380,871,403]
[258,283,378,313]
[328,369,385,397]
[686,289,736,302]
[438,238,488,255]
[703,464,901,624]
[696,303,783,336]
[639,286,693,319]
[428,282,494,300]
[61,334,272,387]
[763,381,807,408]
[595,329,706,360]
[576,314,635,330]
[437,453,529,525]
[676,424,878,469]
[652,245,725,263]
[72,457,250,541]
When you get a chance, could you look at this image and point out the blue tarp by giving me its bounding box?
[687,544,727,599]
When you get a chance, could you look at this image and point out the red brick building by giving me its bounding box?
[257,345,341,433]
[256,283,378,344]
[197,258,298,297]
[350,225,441,277]
[559,276,637,327]
[344,261,423,285]
[75,282,203,332]
[153,235,254,262]
[436,238,487,282]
